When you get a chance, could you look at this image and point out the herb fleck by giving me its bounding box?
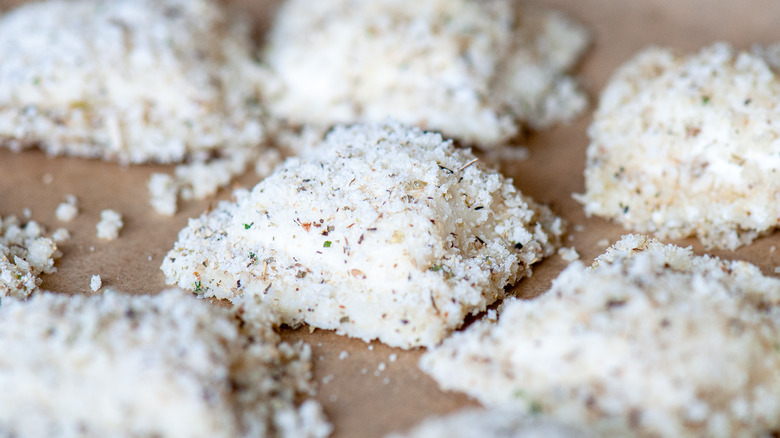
[243,223,251,229]
[323,241,332,248]
[194,281,202,292]
[702,95,710,105]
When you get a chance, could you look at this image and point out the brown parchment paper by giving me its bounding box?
[2,1,780,437]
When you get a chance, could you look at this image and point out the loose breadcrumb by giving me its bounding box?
[55,194,78,222]
[89,274,102,292]
[96,209,123,240]
[421,234,780,437]
[578,43,780,249]
[162,122,563,348]
[148,173,179,217]
[149,149,261,216]
[557,246,580,261]
[0,289,332,438]
[262,0,589,148]
[0,0,265,164]
[51,228,70,243]
[387,408,586,438]
[0,214,60,300]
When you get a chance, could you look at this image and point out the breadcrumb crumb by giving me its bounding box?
[89,274,102,292]
[557,246,580,261]
[96,209,123,240]
[55,195,78,222]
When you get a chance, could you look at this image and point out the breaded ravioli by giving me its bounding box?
[578,43,780,249]
[262,0,589,148]
[387,408,587,438]
[162,122,563,348]
[0,289,331,438]
[421,235,780,437]
[0,0,264,164]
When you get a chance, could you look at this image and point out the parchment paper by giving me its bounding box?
[2,1,780,436]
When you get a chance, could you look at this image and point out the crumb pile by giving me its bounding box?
[578,43,780,249]
[0,289,331,438]
[262,0,589,148]
[421,234,780,437]
[162,122,563,348]
[0,214,60,300]
[387,408,586,438]
[0,0,264,164]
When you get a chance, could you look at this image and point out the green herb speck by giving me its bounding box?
[323,241,332,248]
[243,223,251,230]
[194,281,202,292]
[702,95,710,105]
